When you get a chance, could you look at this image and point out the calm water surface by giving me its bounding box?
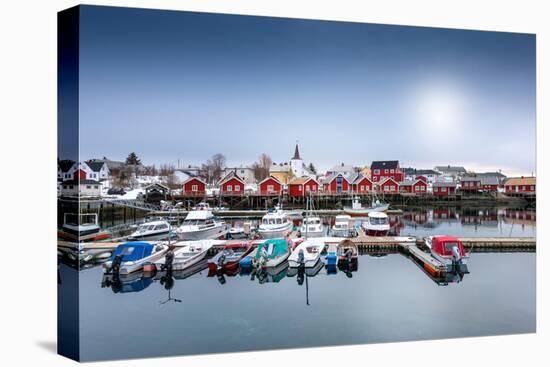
[65,251,536,361]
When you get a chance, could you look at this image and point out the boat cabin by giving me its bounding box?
[111,242,155,262]
[430,236,466,258]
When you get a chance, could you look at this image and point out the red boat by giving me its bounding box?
[424,235,469,270]
[207,242,255,272]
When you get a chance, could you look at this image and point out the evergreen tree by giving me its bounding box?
[125,152,141,165]
[308,163,317,174]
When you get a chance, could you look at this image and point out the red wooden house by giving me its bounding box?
[504,177,536,194]
[432,181,456,196]
[460,176,481,192]
[219,172,245,196]
[288,177,319,197]
[399,179,427,194]
[323,173,350,194]
[377,177,399,193]
[258,176,283,196]
[351,174,373,195]
[371,161,403,183]
[480,176,500,192]
[182,177,206,196]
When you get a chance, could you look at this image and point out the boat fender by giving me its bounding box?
[143,263,157,275]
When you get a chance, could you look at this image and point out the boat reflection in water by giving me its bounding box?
[101,271,153,294]
[248,261,289,284]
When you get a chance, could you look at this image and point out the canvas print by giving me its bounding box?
[57,5,536,362]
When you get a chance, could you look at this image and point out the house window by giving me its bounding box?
[374,169,380,175]
[418,185,425,191]
[227,185,232,192]
[267,185,274,192]
[235,185,240,191]
[192,185,198,192]
[299,185,302,191]
[384,169,388,174]
[442,187,447,192]
[531,186,535,190]
[312,185,316,191]
[360,185,364,191]
[86,185,91,189]
[69,185,74,189]
[434,187,439,192]
[390,186,396,191]
[522,186,526,191]
[94,185,99,189]
[305,185,310,192]
[390,169,394,173]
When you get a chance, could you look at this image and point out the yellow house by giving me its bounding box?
[360,166,371,179]
[269,163,294,184]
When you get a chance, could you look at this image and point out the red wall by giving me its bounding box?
[289,179,318,197]
[379,179,399,193]
[505,184,535,193]
[183,178,206,195]
[259,178,282,195]
[221,177,244,195]
[433,186,455,196]
[352,178,372,194]
[371,166,403,183]
[327,175,350,193]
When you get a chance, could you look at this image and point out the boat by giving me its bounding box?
[207,241,255,272]
[155,240,218,272]
[343,196,389,217]
[192,202,211,211]
[337,239,358,263]
[300,216,326,238]
[424,235,470,271]
[101,271,153,294]
[331,214,353,237]
[361,212,390,236]
[253,261,289,284]
[58,213,110,242]
[103,242,169,275]
[258,206,293,239]
[255,238,292,268]
[127,220,174,241]
[176,209,229,240]
[288,238,326,268]
[287,258,325,277]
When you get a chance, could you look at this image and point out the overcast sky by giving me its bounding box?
[78,6,536,176]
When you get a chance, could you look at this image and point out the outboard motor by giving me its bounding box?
[111,254,124,275]
[217,252,227,269]
[162,251,175,272]
[298,249,305,267]
[160,274,174,290]
[344,248,353,263]
[297,267,305,286]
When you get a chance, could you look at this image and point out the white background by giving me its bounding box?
[0,0,547,366]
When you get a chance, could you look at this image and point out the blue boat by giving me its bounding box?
[103,242,168,275]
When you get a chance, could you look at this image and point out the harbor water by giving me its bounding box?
[62,250,535,361]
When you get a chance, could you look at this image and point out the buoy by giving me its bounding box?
[143,263,157,274]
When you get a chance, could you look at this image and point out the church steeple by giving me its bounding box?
[292,141,301,160]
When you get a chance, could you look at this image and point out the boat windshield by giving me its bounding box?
[444,242,459,251]
[370,217,388,225]
[305,218,321,225]
[138,224,156,232]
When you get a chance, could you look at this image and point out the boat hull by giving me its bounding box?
[177,225,228,241]
[364,228,389,237]
[103,246,169,275]
[127,230,174,241]
[258,224,292,239]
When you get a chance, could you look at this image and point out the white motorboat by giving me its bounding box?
[424,236,470,271]
[361,212,390,236]
[288,238,326,267]
[255,239,292,268]
[331,214,353,237]
[300,216,326,238]
[258,207,293,239]
[344,197,389,217]
[103,242,169,275]
[176,209,228,240]
[155,240,220,271]
[128,220,173,241]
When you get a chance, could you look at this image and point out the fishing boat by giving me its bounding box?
[288,238,326,268]
[331,214,353,237]
[127,220,173,241]
[156,240,218,272]
[300,216,326,237]
[343,196,389,217]
[101,271,153,294]
[361,212,390,236]
[58,213,110,242]
[255,238,292,268]
[176,209,228,240]
[207,241,255,272]
[258,207,293,239]
[103,242,169,275]
[424,236,470,270]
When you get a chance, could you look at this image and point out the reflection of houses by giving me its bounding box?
[460,208,499,227]
[504,177,536,194]
[288,177,319,197]
[219,171,245,196]
[432,181,457,196]
[502,209,536,227]
[258,176,283,196]
[182,177,206,197]
[371,161,403,183]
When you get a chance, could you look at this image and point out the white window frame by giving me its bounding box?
[192,184,198,192]
[227,185,232,192]
[235,185,240,192]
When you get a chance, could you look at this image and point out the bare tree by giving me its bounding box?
[202,153,226,184]
[159,163,175,177]
[253,153,273,181]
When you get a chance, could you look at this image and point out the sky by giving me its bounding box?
[77,5,536,176]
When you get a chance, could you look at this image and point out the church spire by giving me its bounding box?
[292,141,301,160]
